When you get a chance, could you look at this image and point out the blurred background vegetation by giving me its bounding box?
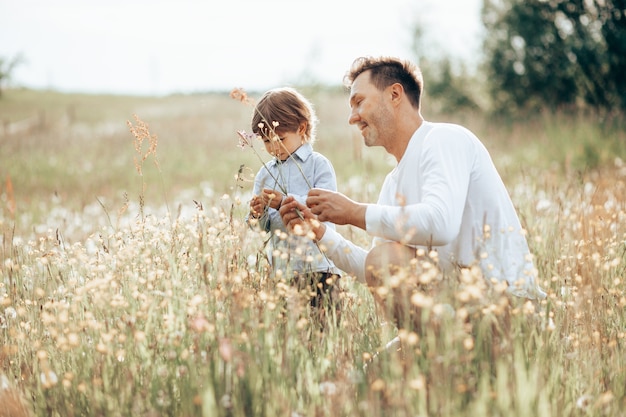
[3,0,626,116]
[414,0,626,118]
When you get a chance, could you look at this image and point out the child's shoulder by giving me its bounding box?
[310,149,331,159]
[310,151,335,165]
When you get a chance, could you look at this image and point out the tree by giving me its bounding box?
[481,0,626,114]
[0,54,24,97]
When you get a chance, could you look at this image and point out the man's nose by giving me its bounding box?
[348,109,359,125]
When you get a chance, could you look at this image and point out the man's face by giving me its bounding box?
[348,71,393,148]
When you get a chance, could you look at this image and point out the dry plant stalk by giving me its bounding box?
[4,174,15,217]
[126,114,167,219]
[230,87,253,105]
[127,114,160,176]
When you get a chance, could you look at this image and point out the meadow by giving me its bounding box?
[0,87,625,416]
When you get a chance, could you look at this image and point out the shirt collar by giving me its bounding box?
[270,142,313,166]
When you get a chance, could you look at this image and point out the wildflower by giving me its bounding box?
[127,114,160,176]
[236,130,259,150]
[523,300,536,315]
[40,369,58,388]
[432,303,455,319]
[230,87,252,104]
[218,338,232,362]
[406,331,420,345]
[293,224,305,236]
[409,375,426,391]
[189,314,211,333]
[319,381,337,396]
[96,342,108,354]
[4,307,17,320]
[599,390,614,405]
[463,337,475,351]
[370,379,385,391]
[62,378,72,389]
[0,373,9,390]
[410,291,433,309]
[576,394,593,410]
[189,295,204,308]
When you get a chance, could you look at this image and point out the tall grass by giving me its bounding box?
[1,89,625,416]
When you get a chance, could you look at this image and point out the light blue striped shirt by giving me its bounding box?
[248,142,340,276]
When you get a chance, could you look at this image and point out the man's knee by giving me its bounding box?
[365,242,417,286]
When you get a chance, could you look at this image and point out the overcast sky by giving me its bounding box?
[1,0,483,95]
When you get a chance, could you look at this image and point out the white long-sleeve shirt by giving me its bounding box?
[249,142,341,276]
[320,121,545,299]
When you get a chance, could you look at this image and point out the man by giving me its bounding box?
[279,56,546,329]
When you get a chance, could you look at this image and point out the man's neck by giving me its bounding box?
[391,115,423,162]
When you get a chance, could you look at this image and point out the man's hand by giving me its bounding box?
[279,196,326,240]
[306,188,367,230]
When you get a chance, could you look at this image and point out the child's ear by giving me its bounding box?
[298,122,307,136]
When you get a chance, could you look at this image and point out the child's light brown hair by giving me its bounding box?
[251,87,318,144]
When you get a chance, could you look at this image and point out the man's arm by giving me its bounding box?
[279,196,368,282]
[306,189,368,230]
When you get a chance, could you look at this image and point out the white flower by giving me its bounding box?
[1,373,10,390]
[40,370,59,387]
[319,381,337,396]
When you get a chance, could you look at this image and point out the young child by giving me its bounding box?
[246,87,341,325]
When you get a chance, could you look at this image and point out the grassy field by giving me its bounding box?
[1,88,625,416]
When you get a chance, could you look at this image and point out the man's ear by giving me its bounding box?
[390,83,404,106]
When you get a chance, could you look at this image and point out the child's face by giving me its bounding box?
[263,130,304,161]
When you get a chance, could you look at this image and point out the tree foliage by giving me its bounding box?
[481,0,626,114]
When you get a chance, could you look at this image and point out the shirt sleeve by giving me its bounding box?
[318,227,368,282]
[312,155,338,191]
[366,126,474,246]
[309,154,339,232]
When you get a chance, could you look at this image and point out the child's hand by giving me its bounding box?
[249,190,284,218]
[249,195,265,218]
[261,189,284,210]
